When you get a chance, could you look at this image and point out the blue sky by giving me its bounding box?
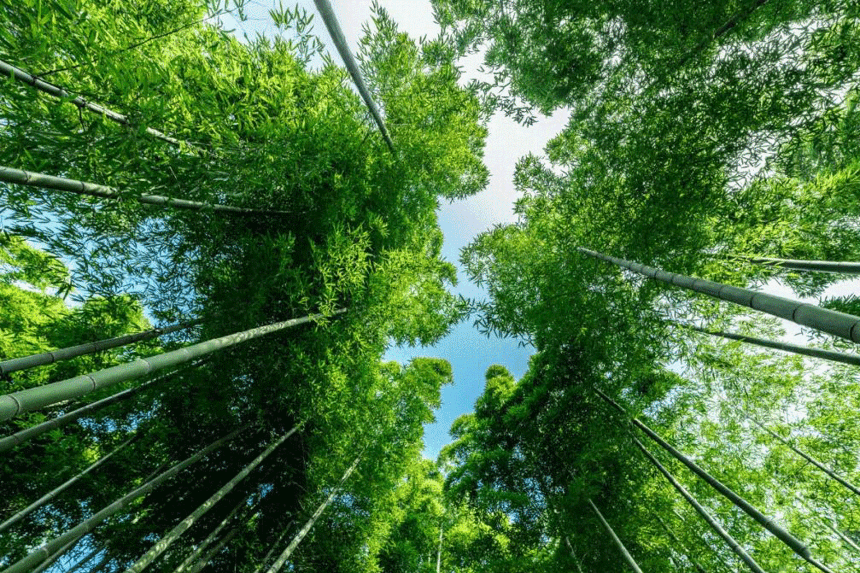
[220,0,568,459]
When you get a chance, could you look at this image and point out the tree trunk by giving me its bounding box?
[595,388,835,573]
[172,498,250,573]
[0,310,343,422]
[4,426,248,573]
[0,437,135,534]
[264,456,362,573]
[0,361,203,452]
[0,166,290,216]
[578,247,860,344]
[125,427,298,573]
[587,499,643,573]
[633,437,766,573]
[313,0,394,153]
[0,319,202,376]
[690,325,860,367]
[748,416,860,496]
[0,58,185,148]
[735,255,860,275]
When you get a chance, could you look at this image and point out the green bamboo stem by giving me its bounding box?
[654,516,710,573]
[64,546,101,573]
[0,319,202,376]
[313,0,395,154]
[0,437,135,534]
[0,166,289,216]
[820,519,860,554]
[0,362,197,453]
[2,426,248,573]
[594,389,835,573]
[0,59,184,147]
[125,427,299,573]
[578,247,860,343]
[586,499,643,573]
[735,255,860,275]
[30,537,80,573]
[183,528,239,573]
[264,455,362,573]
[253,524,291,573]
[748,417,860,496]
[564,537,586,573]
[0,311,342,422]
[690,325,860,367]
[172,498,249,573]
[633,437,767,573]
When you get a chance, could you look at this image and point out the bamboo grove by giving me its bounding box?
[2,0,860,572]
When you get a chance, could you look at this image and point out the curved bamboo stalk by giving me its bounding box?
[689,325,860,367]
[748,417,860,496]
[313,0,395,154]
[0,319,202,376]
[586,499,643,573]
[264,455,362,573]
[0,166,289,216]
[633,437,766,573]
[0,59,185,148]
[2,426,248,573]
[578,247,860,343]
[172,498,249,573]
[0,437,135,534]
[0,362,199,453]
[0,311,342,422]
[594,389,835,573]
[125,427,299,573]
[735,255,860,275]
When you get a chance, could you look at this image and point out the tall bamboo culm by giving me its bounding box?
[736,255,860,274]
[578,247,860,344]
[0,311,342,422]
[586,499,643,573]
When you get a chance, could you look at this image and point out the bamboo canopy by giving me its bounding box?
[313,0,395,154]
[689,324,860,367]
[124,427,299,573]
[578,247,860,344]
[0,166,289,216]
[0,319,202,376]
[0,311,340,422]
[632,437,766,573]
[595,389,836,573]
[0,59,185,148]
[586,499,643,573]
[3,427,248,573]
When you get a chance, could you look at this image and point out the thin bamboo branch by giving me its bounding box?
[689,325,860,367]
[748,417,860,496]
[633,437,766,573]
[594,389,835,573]
[125,427,299,573]
[578,247,860,343]
[0,311,343,422]
[0,59,184,147]
[0,437,135,534]
[587,499,643,573]
[264,455,362,573]
[3,426,249,573]
[0,166,289,216]
[734,255,860,275]
[0,319,202,376]
[0,361,199,453]
[313,0,395,154]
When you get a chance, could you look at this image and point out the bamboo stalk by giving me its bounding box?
[820,519,860,554]
[0,362,198,453]
[30,537,81,573]
[172,498,249,573]
[0,311,342,422]
[313,0,395,154]
[735,255,860,275]
[595,389,835,573]
[63,547,100,573]
[748,417,860,496]
[587,499,643,573]
[125,427,299,573]
[0,437,135,534]
[264,455,362,573]
[633,437,766,573]
[564,536,586,573]
[654,516,710,573]
[0,166,289,216]
[0,59,185,147]
[2,426,248,573]
[0,319,202,376]
[690,325,860,367]
[252,524,292,573]
[578,247,860,343]
[183,528,240,573]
